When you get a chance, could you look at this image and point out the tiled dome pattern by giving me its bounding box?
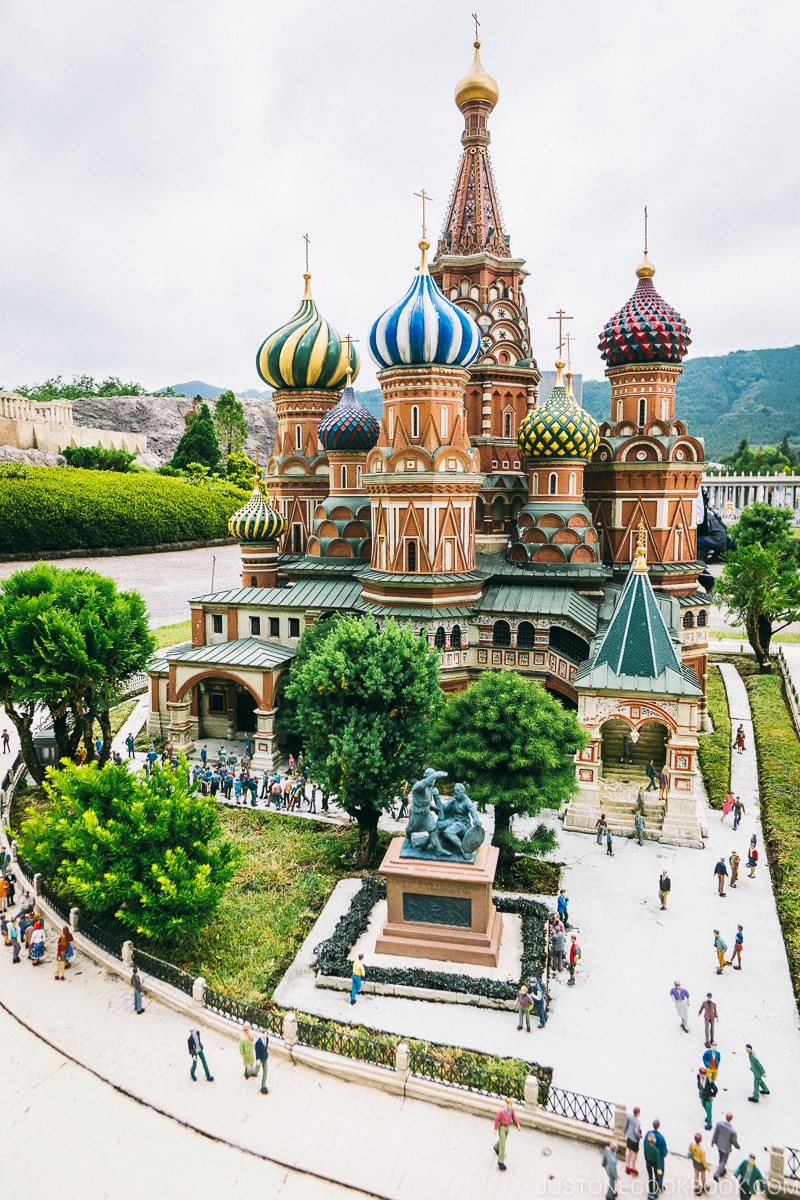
[318,387,380,453]
[599,270,691,368]
[517,384,600,459]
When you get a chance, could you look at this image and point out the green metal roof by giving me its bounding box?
[476,584,598,634]
[167,638,296,670]
[360,569,484,587]
[192,577,366,612]
[367,605,475,620]
[279,554,369,575]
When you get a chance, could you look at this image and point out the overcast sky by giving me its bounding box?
[1,1,798,395]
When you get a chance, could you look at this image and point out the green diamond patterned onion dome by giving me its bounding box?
[256,273,360,391]
[228,474,286,543]
[517,361,600,459]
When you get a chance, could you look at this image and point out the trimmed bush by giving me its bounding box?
[0,467,248,553]
[697,662,731,809]
[312,875,550,999]
[62,445,135,472]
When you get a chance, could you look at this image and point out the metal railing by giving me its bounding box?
[544,1085,614,1128]
[77,914,123,960]
[37,878,72,923]
[203,986,284,1037]
[14,851,34,885]
[407,1044,528,1101]
[133,947,195,996]
[786,1147,800,1181]
[295,1016,396,1069]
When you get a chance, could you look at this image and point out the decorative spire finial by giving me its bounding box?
[633,519,649,574]
[472,11,480,42]
[548,308,574,358]
[302,233,312,299]
[339,334,359,387]
[636,207,656,278]
[414,188,433,272]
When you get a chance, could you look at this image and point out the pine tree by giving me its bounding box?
[171,402,221,470]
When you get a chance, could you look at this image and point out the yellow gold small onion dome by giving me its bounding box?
[228,476,286,543]
[636,250,656,279]
[517,363,600,459]
[454,40,499,110]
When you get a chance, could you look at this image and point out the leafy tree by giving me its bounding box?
[714,544,800,670]
[226,451,256,490]
[15,375,147,402]
[284,615,441,865]
[17,759,238,943]
[0,565,155,782]
[171,402,221,470]
[730,502,798,568]
[214,390,248,457]
[62,445,135,472]
[779,434,797,467]
[432,671,588,871]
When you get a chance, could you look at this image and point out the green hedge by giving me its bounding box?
[742,664,800,1009]
[0,467,248,552]
[697,663,731,809]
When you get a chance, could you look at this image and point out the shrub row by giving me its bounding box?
[697,662,731,809]
[62,446,135,472]
[741,665,800,1009]
[0,467,248,552]
[312,875,550,1000]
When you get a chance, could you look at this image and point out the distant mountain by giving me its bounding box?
[581,346,800,459]
[358,388,383,418]
[165,380,271,400]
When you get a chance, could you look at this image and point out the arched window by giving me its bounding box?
[434,626,446,650]
[549,626,590,663]
[249,575,258,587]
[419,625,428,644]
[616,399,623,422]
[697,609,708,628]
[568,472,576,494]
[683,611,695,629]
[661,397,668,420]
[295,424,303,451]
[531,473,538,495]
[340,465,348,489]
[356,465,362,488]
[549,472,558,495]
[493,620,511,647]
[406,540,417,572]
[475,495,484,530]
[389,408,395,440]
[460,278,470,296]
[440,405,448,439]
[411,406,419,439]
[517,621,535,648]
[638,397,646,427]
[504,411,513,439]
[450,625,462,649]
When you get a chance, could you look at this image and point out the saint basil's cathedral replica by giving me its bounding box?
[150,38,709,845]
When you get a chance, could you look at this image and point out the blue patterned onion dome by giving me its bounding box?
[369,239,481,370]
[318,386,380,453]
[518,365,600,459]
[228,476,286,542]
[256,274,360,391]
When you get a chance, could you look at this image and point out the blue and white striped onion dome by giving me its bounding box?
[256,274,360,391]
[228,476,286,542]
[369,239,481,370]
[318,386,380,453]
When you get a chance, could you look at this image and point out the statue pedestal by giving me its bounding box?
[375,837,503,968]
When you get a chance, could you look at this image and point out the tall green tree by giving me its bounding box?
[714,544,800,670]
[0,565,155,782]
[214,390,248,457]
[171,402,221,470]
[17,759,238,943]
[284,615,441,865]
[730,502,798,567]
[432,671,588,871]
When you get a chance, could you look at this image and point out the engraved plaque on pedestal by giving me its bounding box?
[402,893,472,928]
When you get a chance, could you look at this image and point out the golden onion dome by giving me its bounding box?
[228,475,286,543]
[636,250,656,279]
[517,362,600,460]
[454,40,499,110]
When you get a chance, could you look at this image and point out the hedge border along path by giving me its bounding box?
[733,658,800,1009]
[0,467,248,553]
[697,662,731,809]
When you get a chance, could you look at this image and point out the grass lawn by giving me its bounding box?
[716,656,800,1009]
[152,620,192,649]
[180,810,392,1003]
[709,629,800,643]
[697,663,731,809]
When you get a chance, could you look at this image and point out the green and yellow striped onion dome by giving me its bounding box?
[228,475,286,542]
[256,274,360,391]
[517,365,600,459]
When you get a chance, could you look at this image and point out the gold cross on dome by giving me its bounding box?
[564,331,576,372]
[254,444,260,471]
[339,334,360,384]
[303,232,310,273]
[644,205,648,254]
[548,308,574,357]
[472,11,480,40]
[414,188,433,241]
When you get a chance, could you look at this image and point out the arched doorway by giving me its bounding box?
[600,717,668,783]
[236,689,257,734]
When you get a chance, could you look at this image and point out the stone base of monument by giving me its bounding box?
[374,837,503,968]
